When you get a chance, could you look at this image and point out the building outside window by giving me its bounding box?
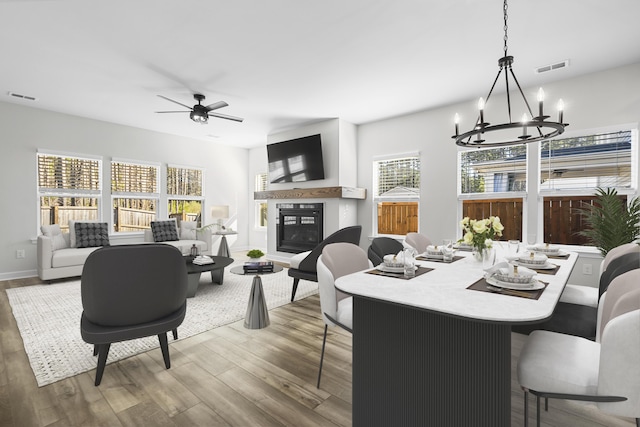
[167,165,204,227]
[37,151,101,232]
[255,173,268,229]
[111,159,159,232]
[540,129,634,244]
[373,154,420,236]
[458,145,527,241]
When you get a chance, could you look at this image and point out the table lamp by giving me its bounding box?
[210,205,229,231]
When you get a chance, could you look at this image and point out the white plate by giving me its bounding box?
[513,260,556,270]
[376,264,417,273]
[486,275,545,291]
[527,247,569,257]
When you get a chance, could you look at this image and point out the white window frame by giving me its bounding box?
[372,152,421,237]
[254,172,268,230]
[166,164,205,226]
[36,149,103,235]
[110,158,160,233]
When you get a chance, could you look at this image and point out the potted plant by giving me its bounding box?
[246,249,265,260]
[577,187,640,256]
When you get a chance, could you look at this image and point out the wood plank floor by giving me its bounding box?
[0,274,636,426]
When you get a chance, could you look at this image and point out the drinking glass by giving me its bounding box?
[403,248,416,278]
[442,239,454,262]
[508,239,520,255]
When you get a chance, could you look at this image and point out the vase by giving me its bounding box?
[472,247,484,262]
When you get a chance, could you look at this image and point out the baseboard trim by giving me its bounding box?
[0,269,38,281]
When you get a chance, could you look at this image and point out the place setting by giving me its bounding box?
[415,241,464,263]
[366,250,433,280]
[467,261,549,299]
[509,250,560,275]
[526,243,571,259]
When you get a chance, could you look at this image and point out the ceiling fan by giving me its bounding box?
[156,93,244,124]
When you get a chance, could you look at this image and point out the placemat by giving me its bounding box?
[467,277,548,300]
[366,266,433,280]
[545,253,570,259]
[415,255,465,263]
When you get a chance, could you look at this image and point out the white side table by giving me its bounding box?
[214,230,237,257]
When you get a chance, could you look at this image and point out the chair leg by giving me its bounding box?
[291,278,300,302]
[536,395,541,427]
[317,325,328,388]
[172,328,178,340]
[544,397,548,411]
[158,333,171,369]
[94,343,111,386]
[93,344,98,356]
[636,418,639,427]
[523,390,528,427]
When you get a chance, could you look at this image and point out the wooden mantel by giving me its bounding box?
[254,186,366,200]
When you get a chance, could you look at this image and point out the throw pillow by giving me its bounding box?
[151,220,179,242]
[40,224,69,251]
[75,222,110,248]
[68,219,99,248]
[180,221,197,240]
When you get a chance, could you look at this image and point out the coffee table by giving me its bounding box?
[184,255,234,297]
[230,265,284,329]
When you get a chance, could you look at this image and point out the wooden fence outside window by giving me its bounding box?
[462,199,523,241]
[377,202,418,235]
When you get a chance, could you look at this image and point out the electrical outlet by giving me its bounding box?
[582,263,592,275]
[16,249,25,259]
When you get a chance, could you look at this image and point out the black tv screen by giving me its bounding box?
[267,134,325,183]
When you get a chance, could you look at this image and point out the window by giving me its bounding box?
[111,159,160,232]
[255,173,268,228]
[167,165,204,226]
[458,146,527,241]
[37,152,102,232]
[373,155,420,236]
[541,129,635,244]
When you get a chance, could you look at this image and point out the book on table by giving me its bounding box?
[243,261,274,272]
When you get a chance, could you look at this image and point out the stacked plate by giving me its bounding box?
[424,245,444,259]
[514,252,556,269]
[487,266,543,290]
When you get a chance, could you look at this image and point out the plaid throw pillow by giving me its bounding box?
[75,222,110,248]
[151,220,179,242]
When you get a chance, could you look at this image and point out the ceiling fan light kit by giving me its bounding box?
[156,93,244,125]
[453,0,568,148]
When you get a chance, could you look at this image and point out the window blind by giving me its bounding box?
[374,156,421,197]
[37,154,100,191]
[459,145,527,194]
[167,166,203,196]
[111,161,158,193]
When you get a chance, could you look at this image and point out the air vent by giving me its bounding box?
[535,60,569,74]
[7,91,38,101]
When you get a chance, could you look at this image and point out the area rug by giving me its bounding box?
[6,263,317,387]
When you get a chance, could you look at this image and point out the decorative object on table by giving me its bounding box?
[190,243,199,257]
[192,255,214,265]
[458,216,504,261]
[202,204,230,232]
[246,249,265,260]
[576,187,640,256]
[451,0,567,148]
[243,261,274,273]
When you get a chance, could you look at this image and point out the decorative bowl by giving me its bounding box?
[426,245,443,256]
[518,252,548,265]
[493,266,535,284]
[383,254,404,268]
[534,243,560,254]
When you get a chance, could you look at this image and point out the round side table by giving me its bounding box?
[230,265,283,329]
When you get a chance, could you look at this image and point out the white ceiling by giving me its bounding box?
[2,0,640,148]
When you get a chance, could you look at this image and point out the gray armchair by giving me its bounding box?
[80,244,188,386]
[367,237,404,266]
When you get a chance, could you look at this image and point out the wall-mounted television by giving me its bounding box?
[267,134,325,184]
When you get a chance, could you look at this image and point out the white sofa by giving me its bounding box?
[37,220,212,281]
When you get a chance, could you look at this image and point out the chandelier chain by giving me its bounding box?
[503,0,509,56]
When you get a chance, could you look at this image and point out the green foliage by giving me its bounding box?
[577,188,640,256]
[247,249,265,259]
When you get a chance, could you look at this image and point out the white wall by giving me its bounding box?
[356,62,640,286]
[0,101,250,280]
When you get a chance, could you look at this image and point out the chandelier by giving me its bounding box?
[453,0,568,147]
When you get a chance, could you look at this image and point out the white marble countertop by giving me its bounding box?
[335,248,578,324]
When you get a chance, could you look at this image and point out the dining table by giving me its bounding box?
[334,245,578,427]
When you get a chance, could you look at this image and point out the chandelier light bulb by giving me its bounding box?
[558,99,564,123]
[454,113,460,136]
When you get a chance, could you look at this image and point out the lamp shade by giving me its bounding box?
[211,205,229,220]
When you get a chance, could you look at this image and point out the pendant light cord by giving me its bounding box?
[503,0,509,57]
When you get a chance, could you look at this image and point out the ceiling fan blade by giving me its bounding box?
[157,95,193,110]
[155,111,190,114]
[208,112,244,122]
[205,101,228,111]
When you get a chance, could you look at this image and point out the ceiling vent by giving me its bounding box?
[7,91,38,101]
[535,60,570,74]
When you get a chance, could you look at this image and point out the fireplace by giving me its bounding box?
[276,203,323,253]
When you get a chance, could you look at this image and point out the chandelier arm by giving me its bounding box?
[504,65,512,123]
[507,67,545,138]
